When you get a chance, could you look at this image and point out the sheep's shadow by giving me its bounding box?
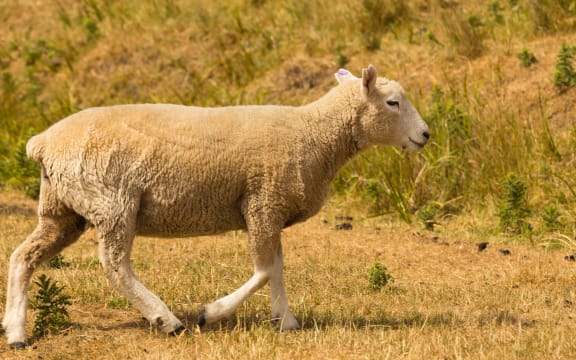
[175,308,463,333]
[4,319,139,349]
[10,306,529,349]
[297,310,461,331]
[85,319,149,332]
[16,306,503,348]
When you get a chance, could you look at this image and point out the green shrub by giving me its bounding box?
[421,85,472,203]
[553,43,576,92]
[30,274,72,338]
[48,254,69,269]
[357,0,409,51]
[418,205,438,231]
[368,262,393,291]
[442,10,486,59]
[496,173,532,235]
[489,0,505,25]
[107,295,131,309]
[542,204,561,231]
[1,138,41,199]
[526,0,576,33]
[517,48,537,67]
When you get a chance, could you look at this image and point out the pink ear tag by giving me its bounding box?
[334,68,358,84]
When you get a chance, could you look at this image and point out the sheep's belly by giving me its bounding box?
[135,203,246,237]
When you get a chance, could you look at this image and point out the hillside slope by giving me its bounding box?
[1,0,576,233]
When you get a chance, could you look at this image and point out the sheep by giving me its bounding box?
[2,65,430,348]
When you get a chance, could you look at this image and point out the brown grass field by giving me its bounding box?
[1,191,575,359]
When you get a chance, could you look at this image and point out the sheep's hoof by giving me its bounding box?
[168,325,186,336]
[198,307,207,327]
[274,313,300,331]
[9,342,26,350]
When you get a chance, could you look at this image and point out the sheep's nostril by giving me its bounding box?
[423,131,430,140]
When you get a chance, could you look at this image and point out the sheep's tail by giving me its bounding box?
[26,133,46,163]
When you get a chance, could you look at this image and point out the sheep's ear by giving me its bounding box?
[361,64,377,99]
[334,68,358,84]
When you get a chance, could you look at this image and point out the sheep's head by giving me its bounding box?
[335,65,430,151]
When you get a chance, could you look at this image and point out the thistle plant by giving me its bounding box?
[30,274,72,338]
[496,173,532,235]
[553,43,576,92]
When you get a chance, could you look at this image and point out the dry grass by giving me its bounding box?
[1,192,575,359]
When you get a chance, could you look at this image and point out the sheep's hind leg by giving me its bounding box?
[97,213,184,335]
[3,212,86,349]
[198,268,269,327]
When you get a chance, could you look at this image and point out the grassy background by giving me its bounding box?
[2,0,576,358]
[2,0,576,236]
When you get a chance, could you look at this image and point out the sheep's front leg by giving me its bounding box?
[199,216,297,329]
[269,244,299,330]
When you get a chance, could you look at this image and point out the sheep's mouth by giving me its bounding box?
[408,137,426,148]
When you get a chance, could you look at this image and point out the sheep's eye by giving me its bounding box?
[386,100,400,109]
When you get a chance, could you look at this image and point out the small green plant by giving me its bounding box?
[542,204,561,231]
[368,262,393,291]
[107,295,131,309]
[333,44,349,68]
[1,139,41,199]
[30,274,72,338]
[489,0,504,25]
[80,1,104,43]
[357,0,408,51]
[425,30,441,45]
[417,205,438,231]
[496,173,532,235]
[363,179,387,213]
[48,254,69,269]
[553,43,576,92]
[442,10,486,59]
[517,48,537,67]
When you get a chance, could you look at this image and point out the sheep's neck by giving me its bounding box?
[299,89,365,185]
